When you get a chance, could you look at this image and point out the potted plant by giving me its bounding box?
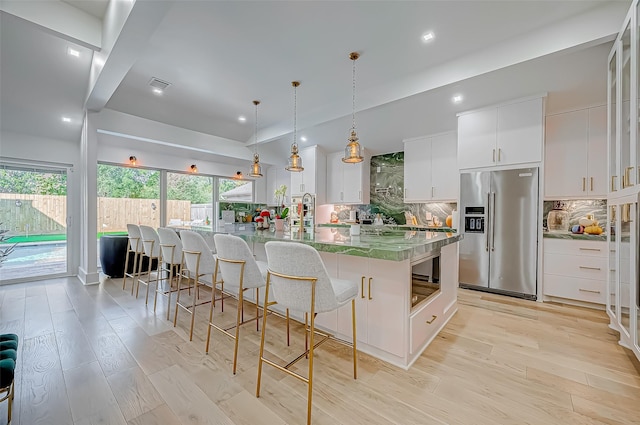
[274,207,289,231]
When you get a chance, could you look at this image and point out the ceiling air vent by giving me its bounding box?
[148,77,171,91]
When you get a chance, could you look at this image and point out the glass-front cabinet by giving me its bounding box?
[608,0,640,362]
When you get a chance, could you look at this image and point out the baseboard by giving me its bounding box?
[78,267,100,285]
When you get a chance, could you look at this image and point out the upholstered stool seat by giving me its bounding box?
[0,333,18,424]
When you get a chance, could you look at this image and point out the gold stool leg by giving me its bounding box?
[232,287,243,375]
[256,273,272,398]
[306,282,316,425]
[122,247,131,290]
[286,308,290,346]
[8,381,13,424]
[352,298,357,380]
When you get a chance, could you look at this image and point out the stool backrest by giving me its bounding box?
[265,241,337,313]
[139,225,161,258]
[180,230,216,275]
[157,227,183,264]
[214,234,265,290]
[126,224,143,253]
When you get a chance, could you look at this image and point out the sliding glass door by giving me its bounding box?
[0,165,68,282]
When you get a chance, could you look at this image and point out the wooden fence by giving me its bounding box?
[0,194,194,234]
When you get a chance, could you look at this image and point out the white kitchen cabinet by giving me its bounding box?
[543,239,607,305]
[266,166,290,206]
[404,132,458,202]
[458,97,544,170]
[289,145,326,204]
[335,255,407,358]
[326,150,370,204]
[544,106,607,198]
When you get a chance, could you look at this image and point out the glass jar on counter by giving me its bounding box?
[547,201,570,233]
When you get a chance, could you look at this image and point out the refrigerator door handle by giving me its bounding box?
[486,192,491,251]
[491,192,496,251]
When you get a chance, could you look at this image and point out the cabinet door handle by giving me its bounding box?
[426,315,437,324]
[582,177,586,192]
[359,190,362,201]
[579,247,601,252]
[492,148,496,163]
[368,277,373,300]
[579,266,601,271]
[404,189,407,199]
[590,177,594,191]
[361,276,365,299]
[340,191,343,201]
[431,187,435,198]
[579,288,601,294]
[625,166,634,188]
[498,148,502,162]
[611,176,617,191]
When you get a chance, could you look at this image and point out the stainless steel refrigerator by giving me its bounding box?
[459,168,539,299]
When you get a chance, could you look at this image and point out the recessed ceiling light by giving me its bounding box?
[62,117,71,123]
[238,116,247,123]
[152,88,163,95]
[300,136,307,142]
[67,47,80,57]
[452,94,463,104]
[422,32,435,42]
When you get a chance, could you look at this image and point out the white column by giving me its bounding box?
[78,111,99,285]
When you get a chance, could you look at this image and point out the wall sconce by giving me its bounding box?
[129,156,137,166]
[234,171,243,180]
[190,164,198,173]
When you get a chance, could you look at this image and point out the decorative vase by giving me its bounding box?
[274,218,284,231]
[547,201,570,233]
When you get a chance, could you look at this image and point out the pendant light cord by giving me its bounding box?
[352,56,356,131]
[293,83,298,146]
[254,101,259,154]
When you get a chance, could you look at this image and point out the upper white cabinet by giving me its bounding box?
[544,106,607,199]
[404,132,458,202]
[458,97,544,170]
[326,151,370,204]
[266,166,290,206]
[289,145,326,203]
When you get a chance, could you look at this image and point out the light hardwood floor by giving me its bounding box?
[0,276,638,425]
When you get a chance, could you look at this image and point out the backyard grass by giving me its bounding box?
[4,231,127,244]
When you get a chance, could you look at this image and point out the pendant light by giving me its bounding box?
[249,100,263,177]
[286,81,304,172]
[342,52,364,163]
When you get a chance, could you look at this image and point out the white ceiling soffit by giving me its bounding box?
[104,1,627,150]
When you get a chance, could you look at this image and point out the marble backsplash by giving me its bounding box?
[542,200,607,231]
[330,152,456,226]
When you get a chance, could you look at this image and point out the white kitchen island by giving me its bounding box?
[230,226,462,370]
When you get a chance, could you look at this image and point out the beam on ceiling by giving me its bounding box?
[0,0,101,50]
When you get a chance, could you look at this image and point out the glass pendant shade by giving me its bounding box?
[286,143,304,172]
[249,152,262,177]
[342,130,363,163]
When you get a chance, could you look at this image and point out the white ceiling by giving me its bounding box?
[0,1,630,166]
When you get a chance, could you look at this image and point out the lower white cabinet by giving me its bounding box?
[543,239,607,305]
[334,255,407,358]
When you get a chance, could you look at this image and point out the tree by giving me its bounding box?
[0,169,66,195]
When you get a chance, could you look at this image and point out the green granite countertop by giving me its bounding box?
[214,227,461,262]
[318,223,457,233]
[543,232,607,242]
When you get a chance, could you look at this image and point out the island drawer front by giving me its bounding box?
[410,293,446,354]
[543,274,606,304]
[543,254,607,281]
[543,239,607,257]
